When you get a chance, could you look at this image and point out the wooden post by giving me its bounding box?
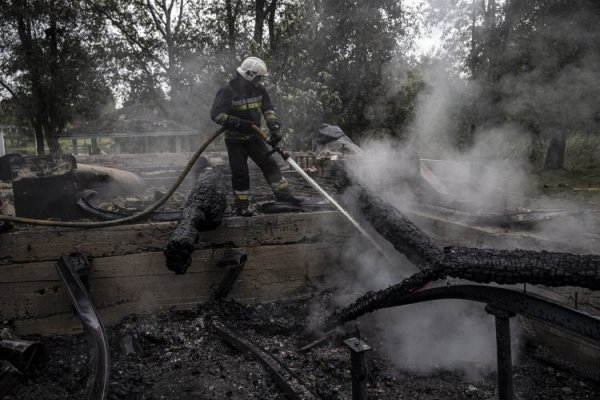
[71,139,78,155]
[175,136,183,153]
[91,138,98,154]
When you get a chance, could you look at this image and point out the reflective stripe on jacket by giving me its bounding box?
[210,76,278,141]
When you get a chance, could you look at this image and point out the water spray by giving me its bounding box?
[252,126,392,263]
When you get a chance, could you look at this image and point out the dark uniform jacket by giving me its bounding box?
[210,76,279,141]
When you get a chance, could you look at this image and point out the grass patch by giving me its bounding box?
[535,166,600,191]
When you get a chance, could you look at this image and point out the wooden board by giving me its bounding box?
[0,211,352,265]
[1,243,339,335]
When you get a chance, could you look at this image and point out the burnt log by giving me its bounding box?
[443,247,600,290]
[354,184,600,290]
[164,164,226,274]
[324,268,443,330]
[325,181,600,328]
[355,186,443,269]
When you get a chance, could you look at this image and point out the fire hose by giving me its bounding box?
[0,123,393,261]
[0,128,226,228]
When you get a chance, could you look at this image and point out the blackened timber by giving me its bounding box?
[443,247,600,290]
[213,320,320,400]
[214,250,248,300]
[164,164,226,274]
[324,269,443,330]
[355,185,600,290]
[355,186,443,269]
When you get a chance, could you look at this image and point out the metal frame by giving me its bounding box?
[378,284,600,400]
[56,256,110,400]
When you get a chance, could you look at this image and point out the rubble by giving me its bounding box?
[3,299,599,400]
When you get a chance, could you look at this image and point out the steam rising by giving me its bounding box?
[323,2,600,378]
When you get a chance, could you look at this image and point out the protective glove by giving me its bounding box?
[225,116,256,135]
[267,131,282,146]
[267,121,282,145]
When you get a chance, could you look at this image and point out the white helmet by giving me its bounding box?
[237,57,268,81]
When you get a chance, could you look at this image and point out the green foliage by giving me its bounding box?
[430,0,600,169]
[0,0,113,153]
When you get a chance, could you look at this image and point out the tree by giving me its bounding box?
[0,0,112,154]
[430,0,600,170]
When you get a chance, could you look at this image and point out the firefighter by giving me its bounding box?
[211,56,302,216]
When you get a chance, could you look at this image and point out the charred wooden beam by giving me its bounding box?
[164,165,226,274]
[324,269,443,330]
[214,249,248,300]
[327,182,600,328]
[355,185,600,290]
[443,247,600,290]
[356,187,443,269]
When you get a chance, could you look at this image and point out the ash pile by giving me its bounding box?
[3,298,599,400]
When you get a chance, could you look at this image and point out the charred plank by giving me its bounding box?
[443,247,600,290]
[355,186,443,269]
[324,269,443,330]
[214,249,248,300]
[213,319,320,400]
[164,164,226,274]
[327,179,600,328]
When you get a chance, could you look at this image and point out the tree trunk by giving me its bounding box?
[33,120,45,156]
[225,0,237,51]
[267,0,277,49]
[544,131,567,170]
[44,125,61,154]
[254,0,266,45]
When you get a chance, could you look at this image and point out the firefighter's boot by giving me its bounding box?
[234,194,254,217]
[272,180,304,204]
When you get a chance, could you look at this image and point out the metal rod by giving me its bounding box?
[486,305,514,400]
[344,337,371,400]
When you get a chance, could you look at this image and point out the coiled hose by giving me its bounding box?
[0,128,226,228]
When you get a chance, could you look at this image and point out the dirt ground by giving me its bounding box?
[4,297,599,400]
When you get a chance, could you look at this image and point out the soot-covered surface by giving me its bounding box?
[5,298,599,400]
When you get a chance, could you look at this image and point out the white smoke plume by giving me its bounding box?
[326,53,533,380]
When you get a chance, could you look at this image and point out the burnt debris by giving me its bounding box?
[55,256,110,400]
[325,269,443,330]
[327,181,600,329]
[356,185,600,289]
[164,164,227,274]
[443,246,600,289]
[214,249,248,300]
[11,155,80,220]
[212,319,321,400]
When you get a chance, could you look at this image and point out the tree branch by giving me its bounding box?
[146,0,168,39]
[85,0,169,71]
[0,78,17,98]
[174,0,186,36]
